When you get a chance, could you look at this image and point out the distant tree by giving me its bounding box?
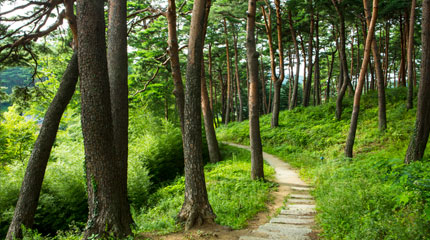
[177,0,216,230]
[247,0,264,179]
[405,0,430,163]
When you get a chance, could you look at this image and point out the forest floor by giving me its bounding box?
[139,143,319,240]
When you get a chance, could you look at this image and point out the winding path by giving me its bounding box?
[224,143,317,240]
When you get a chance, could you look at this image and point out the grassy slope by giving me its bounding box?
[217,88,430,239]
[134,144,276,235]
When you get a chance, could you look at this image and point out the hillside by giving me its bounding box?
[217,88,430,239]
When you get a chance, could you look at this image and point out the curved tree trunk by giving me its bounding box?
[247,0,264,180]
[345,0,378,158]
[6,52,79,240]
[177,0,216,230]
[405,0,430,163]
[407,0,416,110]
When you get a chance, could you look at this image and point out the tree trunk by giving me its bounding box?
[208,43,214,112]
[6,53,79,240]
[288,10,300,110]
[300,34,307,92]
[332,0,352,120]
[326,49,336,103]
[77,0,132,236]
[405,0,430,163]
[201,54,221,164]
[223,18,232,125]
[260,53,268,114]
[399,15,407,87]
[247,0,264,180]
[218,67,226,123]
[233,32,243,122]
[107,0,133,231]
[345,0,378,158]
[167,0,185,133]
[383,22,390,87]
[200,0,220,164]
[407,0,416,110]
[363,0,387,131]
[177,0,216,230]
[314,13,321,106]
[303,0,314,107]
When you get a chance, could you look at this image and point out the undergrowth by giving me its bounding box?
[134,144,276,234]
[217,88,430,239]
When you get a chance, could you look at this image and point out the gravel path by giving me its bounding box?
[224,143,317,240]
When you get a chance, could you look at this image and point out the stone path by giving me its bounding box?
[224,143,316,240]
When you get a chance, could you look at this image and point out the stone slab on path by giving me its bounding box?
[224,143,317,240]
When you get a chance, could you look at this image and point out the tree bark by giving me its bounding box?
[107,0,133,231]
[326,49,337,103]
[77,0,132,236]
[167,0,186,134]
[6,53,79,240]
[233,32,243,122]
[288,10,300,110]
[177,0,216,230]
[407,0,416,110]
[405,0,430,163]
[399,15,407,87]
[260,53,268,114]
[223,18,232,125]
[345,0,378,158]
[383,22,390,87]
[303,0,314,107]
[247,0,264,180]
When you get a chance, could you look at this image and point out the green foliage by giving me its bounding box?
[218,88,430,239]
[134,145,276,234]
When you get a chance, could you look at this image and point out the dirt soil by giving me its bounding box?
[138,184,290,240]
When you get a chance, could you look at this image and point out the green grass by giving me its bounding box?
[217,88,430,239]
[134,144,276,234]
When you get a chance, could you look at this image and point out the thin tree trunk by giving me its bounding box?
[332,0,353,120]
[383,22,390,87]
[218,67,226,123]
[399,15,407,87]
[314,13,321,105]
[201,50,221,164]
[270,0,285,127]
[209,43,214,112]
[303,0,314,107]
[247,0,264,180]
[345,0,378,158]
[260,53,268,114]
[300,34,307,93]
[6,53,79,240]
[233,32,243,122]
[177,0,216,229]
[407,0,416,110]
[223,18,232,125]
[326,49,337,103]
[167,0,185,133]
[405,0,430,163]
